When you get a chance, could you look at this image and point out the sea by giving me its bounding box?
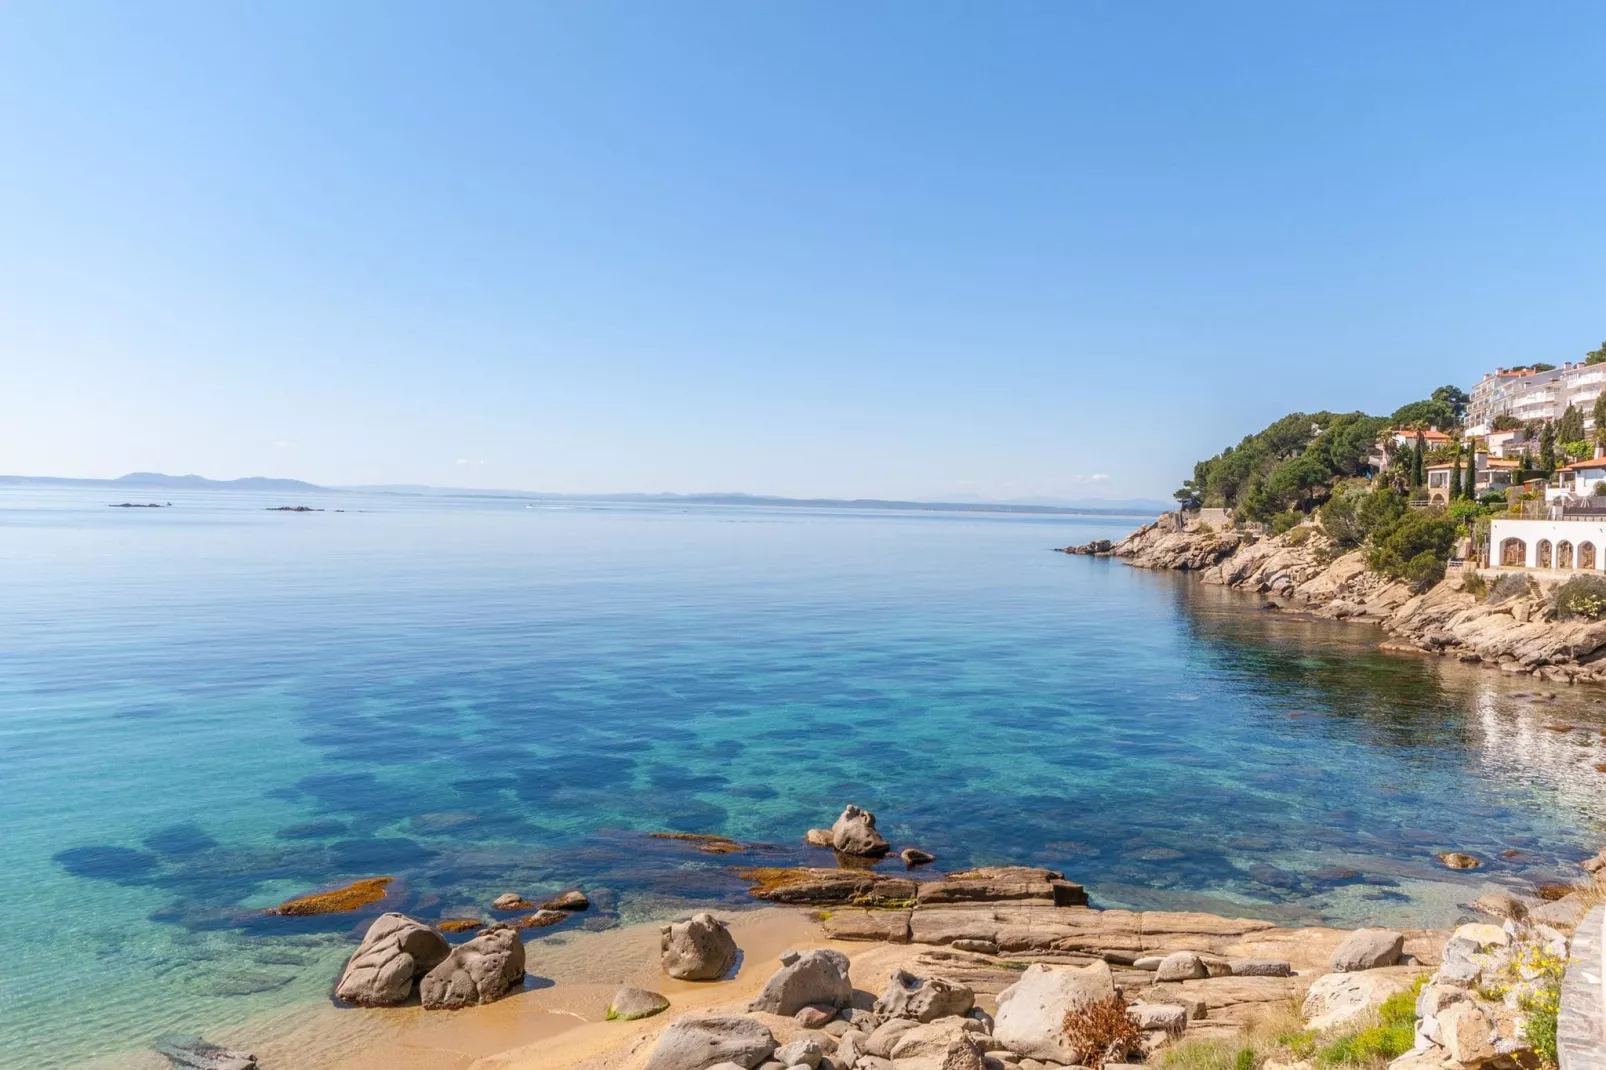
[2,487,1604,1068]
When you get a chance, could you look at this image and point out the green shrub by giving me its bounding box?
[1234,1048,1257,1070]
[1312,981,1421,1068]
[1462,571,1488,597]
[1271,511,1300,535]
[1479,491,1509,506]
[1367,511,1458,592]
[1487,572,1530,605]
[1321,488,1406,550]
[1556,574,1606,620]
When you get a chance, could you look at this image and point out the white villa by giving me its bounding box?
[1490,517,1606,570]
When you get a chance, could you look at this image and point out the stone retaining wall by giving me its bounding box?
[1560,905,1605,1070]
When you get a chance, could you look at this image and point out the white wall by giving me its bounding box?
[1489,518,1606,569]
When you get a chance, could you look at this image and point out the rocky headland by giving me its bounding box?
[1064,513,1606,685]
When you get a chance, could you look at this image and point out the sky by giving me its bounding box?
[2,3,1604,503]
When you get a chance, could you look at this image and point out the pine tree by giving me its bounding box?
[1540,422,1557,475]
[1557,404,1585,444]
[1449,446,1463,500]
[1411,432,1426,488]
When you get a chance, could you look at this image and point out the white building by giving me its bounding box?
[1490,517,1606,569]
[1467,362,1606,434]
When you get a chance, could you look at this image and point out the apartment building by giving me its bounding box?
[1467,362,1606,433]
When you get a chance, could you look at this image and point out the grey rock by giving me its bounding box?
[749,949,853,1016]
[994,961,1116,1062]
[967,1006,995,1034]
[874,969,975,1022]
[334,912,451,1006]
[1229,958,1291,977]
[951,939,999,955]
[609,986,671,1021]
[902,847,936,866]
[942,1033,988,1070]
[645,1016,779,1070]
[831,804,890,857]
[1530,894,1590,930]
[662,912,740,981]
[823,1019,853,1037]
[1127,1003,1188,1036]
[890,1018,980,1060]
[1132,956,1163,971]
[775,1037,826,1068]
[544,889,590,911]
[492,893,532,911]
[1329,928,1404,972]
[864,1018,919,1057]
[1154,951,1207,982]
[806,828,835,847]
[834,1029,867,1066]
[419,924,525,1009]
[155,1037,258,1070]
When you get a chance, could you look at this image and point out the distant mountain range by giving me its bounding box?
[0,473,1168,516]
[0,472,321,491]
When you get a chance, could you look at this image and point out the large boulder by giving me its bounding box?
[831,804,890,857]
[993,961,1116,1062]
[874,969,975,1022]
[1155,951,1208,982]
[888,1017,983,1060]
[418,924,525,1010]
[662,913,739,981]
[1329,928,1404,972]
[1302,966,1424,1031]
[749,949,853,1015]
[643,1016,777,1070]
[333,913,450,1006]
[608,987,670,1021]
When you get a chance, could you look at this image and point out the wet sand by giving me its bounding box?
[91,906,867,1070]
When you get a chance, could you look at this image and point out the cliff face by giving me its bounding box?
[1081,513,1606,685]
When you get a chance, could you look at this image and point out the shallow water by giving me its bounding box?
[2,488,1604,1068]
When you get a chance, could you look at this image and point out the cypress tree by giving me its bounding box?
[1411,432,1426,488]
[1449,446,1463,500]
[1540,423,1557,475]
[1593,392,1606,445]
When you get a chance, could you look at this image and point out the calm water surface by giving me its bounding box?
[2,488,1605,1068]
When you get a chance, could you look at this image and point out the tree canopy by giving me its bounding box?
[1390,397,1458,430]
[1586,341,1606,366]
[1176,411,1390,521]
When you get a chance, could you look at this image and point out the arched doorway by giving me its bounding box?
[1558,541,1574,569]
[1538,540,1553,568]
[1582,542,1597,570]
[1501,538,1527,566]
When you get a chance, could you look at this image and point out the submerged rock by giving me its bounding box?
[334,913,450,1006]
[1436,851,1483,870]
[419,924,525,1009]
[155,1036,258,1070]
[543,889,590,911]
[661,912,739,980]
[267,876,393,916]
[901,847,936,866]
[831,804,890,857]
[805,828,835,847]
[492,893,534,911]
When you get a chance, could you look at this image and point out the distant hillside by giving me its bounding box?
[0,472,323,491]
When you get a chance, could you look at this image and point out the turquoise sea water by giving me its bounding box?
[3,488,1606,1068]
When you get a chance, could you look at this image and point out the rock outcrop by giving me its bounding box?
[661,912,739,981]
[643,1016,777,1070]
[874,969,975,1022]
[993,961,1117,1062]
[418,924,525,1010]
[333,913,450,1006]
[831,804,891,857]
[1080,511,1606,683]
[748,949,853,1016]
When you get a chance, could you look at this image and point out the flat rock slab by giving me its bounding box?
[821,908,912,943]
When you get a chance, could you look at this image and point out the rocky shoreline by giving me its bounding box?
[1064,513,1606,685]
[164,806,1606,1070]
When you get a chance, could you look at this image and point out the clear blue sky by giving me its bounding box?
[3,2,1603,502]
